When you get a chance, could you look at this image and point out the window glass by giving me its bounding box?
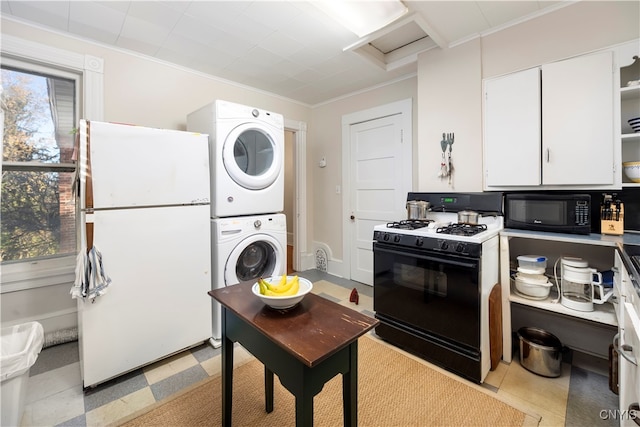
[1,65,78,262]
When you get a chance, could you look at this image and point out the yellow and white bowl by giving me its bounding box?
[623,161,640,183]
[252,276,313,309]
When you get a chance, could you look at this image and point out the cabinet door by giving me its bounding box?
[542,51,614,185]
[484,67,541,186]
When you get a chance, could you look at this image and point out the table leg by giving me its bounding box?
[265,366,274,413]
[295,392,314,427]
[342,341,358,427]
[221,309,234,427]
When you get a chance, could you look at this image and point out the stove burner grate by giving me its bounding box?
[386,219,433,230]
[436,223,488,236]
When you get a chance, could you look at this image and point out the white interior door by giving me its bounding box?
[344,100,412,285]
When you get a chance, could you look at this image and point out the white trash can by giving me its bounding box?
[1,322,44,427]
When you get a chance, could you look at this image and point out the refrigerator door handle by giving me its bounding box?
[85,121,94,212]
[86,223,94,254]
[85,121,94,252]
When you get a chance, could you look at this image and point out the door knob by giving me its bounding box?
[350,215,355,220]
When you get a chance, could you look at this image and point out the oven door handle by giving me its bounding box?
[375,244,478,269]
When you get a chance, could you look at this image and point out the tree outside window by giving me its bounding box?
[1,66,77,263]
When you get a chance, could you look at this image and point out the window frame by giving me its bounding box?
[1,35,103,293]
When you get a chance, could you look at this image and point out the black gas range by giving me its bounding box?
[373,192,503,384]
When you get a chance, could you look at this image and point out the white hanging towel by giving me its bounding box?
[70,246,112,302]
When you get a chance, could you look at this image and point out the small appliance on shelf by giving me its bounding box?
[600,193,623,236]
[559,257,612,312]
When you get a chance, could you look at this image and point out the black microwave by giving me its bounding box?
[504,193,591,235]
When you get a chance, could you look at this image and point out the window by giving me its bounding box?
[1,34,103,292]
[2,60,79,263]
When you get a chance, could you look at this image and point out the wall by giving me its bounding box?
[417,39,483,192]
[309,77,417,271]
[0,18,312,335]
[416,1,640,193]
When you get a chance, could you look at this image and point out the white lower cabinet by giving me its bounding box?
[619,301,640,426]
[500,230,619,363]
[615,250,640,426]
[484,50,614,189]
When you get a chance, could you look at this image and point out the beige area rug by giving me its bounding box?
[117,334,537,427]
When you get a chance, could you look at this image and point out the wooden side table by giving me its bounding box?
[209,282,378,426]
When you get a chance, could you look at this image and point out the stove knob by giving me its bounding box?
[456,243,465,253]
[383,233,390,241]
[394,235,401,243]
[416,237,423,247]
[440,241,449,250]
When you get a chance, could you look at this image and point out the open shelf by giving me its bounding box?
[509,287,617,326]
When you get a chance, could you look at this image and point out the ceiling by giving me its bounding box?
[1,1,567,106]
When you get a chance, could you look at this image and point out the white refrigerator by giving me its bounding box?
[75,120,212,388]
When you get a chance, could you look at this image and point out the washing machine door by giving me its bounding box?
[223,123,283,190]
[224,233,285,286]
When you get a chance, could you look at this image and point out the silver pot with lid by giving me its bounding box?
[458,210,480,224]
[406,200,430,220]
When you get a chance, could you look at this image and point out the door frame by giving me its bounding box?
[341,98,413,281]
[284,118,311,273]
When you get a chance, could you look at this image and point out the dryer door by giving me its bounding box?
[224,233,285,285]
[223,123,283,190]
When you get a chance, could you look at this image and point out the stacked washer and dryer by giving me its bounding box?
[188,100,287,347]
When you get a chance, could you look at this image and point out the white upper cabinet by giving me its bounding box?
[483,51,615,189]
[541,51,614,185]
[483,67,541,186]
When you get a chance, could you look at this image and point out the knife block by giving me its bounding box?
[601,203,624,235]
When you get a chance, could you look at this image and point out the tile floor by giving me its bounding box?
[20,270,616,426]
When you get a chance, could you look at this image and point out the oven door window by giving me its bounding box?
[374,243,480,349]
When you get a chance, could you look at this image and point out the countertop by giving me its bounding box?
[500,228,640,296]
[501,228,640,246]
